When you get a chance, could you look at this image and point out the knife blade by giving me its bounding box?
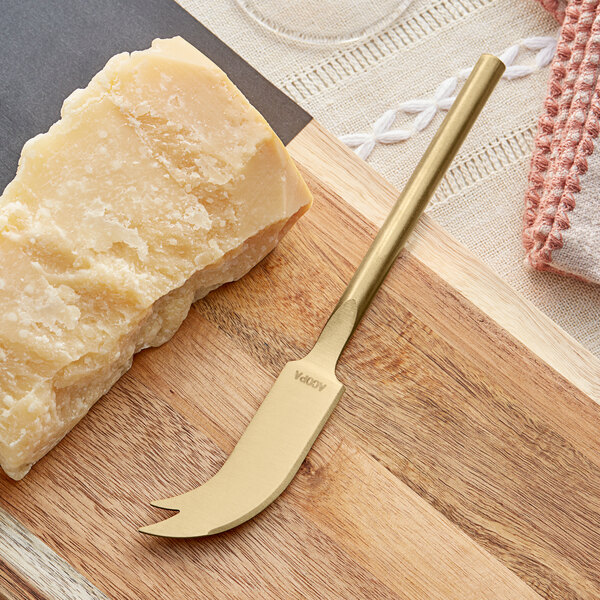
[140,53,505,538]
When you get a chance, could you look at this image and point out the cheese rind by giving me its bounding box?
[0,37,311,480]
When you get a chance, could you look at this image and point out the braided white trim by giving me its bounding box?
[339,36,557,160]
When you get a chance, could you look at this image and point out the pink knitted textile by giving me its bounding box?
[536,0,567,22]
[525,0,600,283]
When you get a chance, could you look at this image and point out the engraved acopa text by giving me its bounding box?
[295,370,327,392]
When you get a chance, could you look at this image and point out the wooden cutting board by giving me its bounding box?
[1,2,600,600]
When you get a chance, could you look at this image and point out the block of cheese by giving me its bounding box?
[0,37,312,480]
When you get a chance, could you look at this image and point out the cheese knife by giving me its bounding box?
[139,53,505,538]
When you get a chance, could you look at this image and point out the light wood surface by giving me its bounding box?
[289,121,600,403]
[0,510,108,600]
[1,120,599,599]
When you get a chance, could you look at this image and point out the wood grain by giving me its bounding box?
[291,440,544,600]
[0,509,108,600]
[288,121,600,403]
[0,120,599,599]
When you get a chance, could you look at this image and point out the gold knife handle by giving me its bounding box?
[309,54,505,371]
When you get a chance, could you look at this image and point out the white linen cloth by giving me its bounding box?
[178,0,600,357]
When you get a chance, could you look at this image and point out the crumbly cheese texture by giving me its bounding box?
[0,37,312,480]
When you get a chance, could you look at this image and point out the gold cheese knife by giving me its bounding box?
[139,54,505,538]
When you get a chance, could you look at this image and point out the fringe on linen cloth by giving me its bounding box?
[525,0,600,283]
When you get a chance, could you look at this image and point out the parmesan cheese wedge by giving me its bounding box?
[0,37,312,480]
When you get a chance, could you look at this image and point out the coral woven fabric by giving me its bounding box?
[536,0,567,22]
[525,0,600,283]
